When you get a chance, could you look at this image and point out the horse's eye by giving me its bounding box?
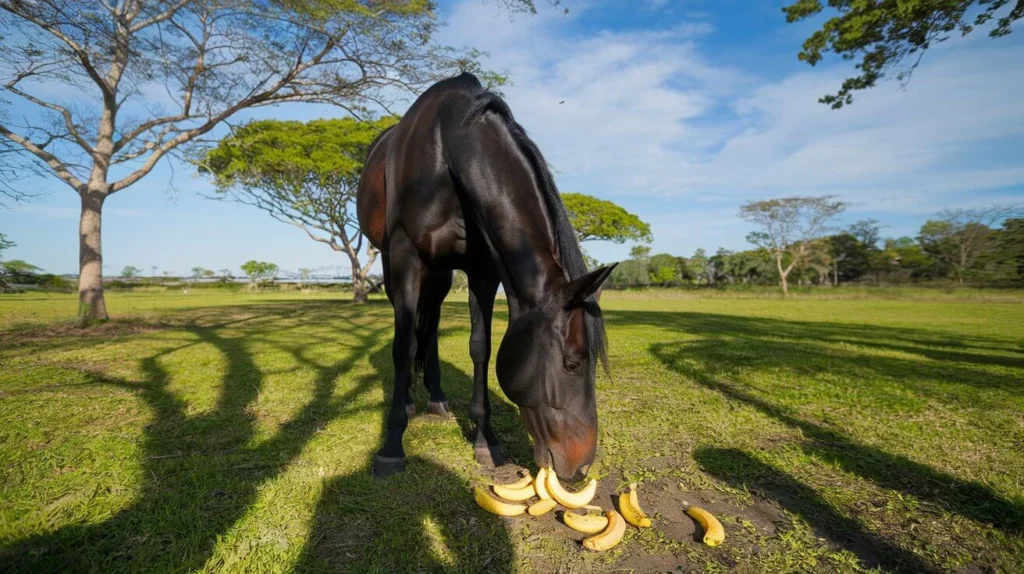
[563,358,581,374]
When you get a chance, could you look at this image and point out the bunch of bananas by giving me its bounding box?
[474,470,724,552]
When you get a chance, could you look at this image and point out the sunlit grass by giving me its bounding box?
[1,290,1022,572]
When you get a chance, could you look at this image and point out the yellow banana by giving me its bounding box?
[562,509,609,534]
[534,467,551,500]
[582,510,626,551]
[618,483,652,528]
[474,486,527,516]
[492,482,537,502]
[686,506,724,547]
[527,498,557,516]
[502,471,534,490]
[545,467,597,508]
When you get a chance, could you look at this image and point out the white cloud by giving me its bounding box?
[440,1,1024,256]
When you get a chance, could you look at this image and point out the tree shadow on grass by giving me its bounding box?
[693,447,937,573]
[609,310,1024,387]
[1,299,524,573]
[641,312,1024,536]
[1,305,387,572]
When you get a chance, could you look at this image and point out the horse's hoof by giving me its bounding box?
[427,401,454,419]
[405,403,416,417]
[372,454,407,478]
[474,440,506,468]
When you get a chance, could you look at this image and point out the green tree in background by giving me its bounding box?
[562,193,653,245]
[241,261,279,287]
[201,117,395,302]
[827,233,870,285]
[784,0,1023,108]
[1,238,15,289]
[121,266,142,279]
[917,206,1019,285]
[688,248,712,286]
[740,195,848,296]
[648,253,688,286]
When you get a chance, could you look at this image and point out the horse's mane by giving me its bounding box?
[462,90,609,373]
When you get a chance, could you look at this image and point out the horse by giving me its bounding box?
[356,72,616,481]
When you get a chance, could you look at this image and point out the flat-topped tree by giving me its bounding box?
[0,0,503,325]
[740,196,847,296]
[561,193,652,245]
[200,117,396,302]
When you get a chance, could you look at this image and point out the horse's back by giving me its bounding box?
[367,74,487,265]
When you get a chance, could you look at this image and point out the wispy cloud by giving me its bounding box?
[442,1,1024,255]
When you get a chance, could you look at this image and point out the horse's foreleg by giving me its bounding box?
[468,273,504,467]
[373,247,422,478]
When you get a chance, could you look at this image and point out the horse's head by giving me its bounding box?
[496,265,615,481]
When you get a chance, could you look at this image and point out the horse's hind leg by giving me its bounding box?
[418,271,454,418]
[382,252,415,418]
[468,272,505,467]
[373,240,423,478]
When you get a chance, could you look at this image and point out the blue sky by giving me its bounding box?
[2,0,1023,276]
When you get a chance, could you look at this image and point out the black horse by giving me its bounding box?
[357,73,615,481]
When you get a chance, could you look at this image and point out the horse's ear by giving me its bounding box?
[562,263,617,309]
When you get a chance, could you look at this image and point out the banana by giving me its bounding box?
[534,467,552,500]
[527,498,557,517]
[618,483,652,528]
[502,471,534,490]
[545,467,597,508]
[686,506,724,547]
[492,482,537,502]
[474,486,527,516]
[562,509,610,534]
[582,510,626,551]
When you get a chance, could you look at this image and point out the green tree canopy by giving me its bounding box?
[784,0,1022,108]
[121,266,142,279]
[202,117,398,193]
[561,193,653,244]
[240,261,279,284]
[201,117,396,301]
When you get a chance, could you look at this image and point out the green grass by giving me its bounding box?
[1,290,1022,572]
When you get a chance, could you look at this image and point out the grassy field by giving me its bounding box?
[1,290,1022,573]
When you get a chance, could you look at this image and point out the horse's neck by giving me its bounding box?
[474,196,566,312]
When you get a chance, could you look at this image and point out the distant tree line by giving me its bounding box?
[603,202,1024,291]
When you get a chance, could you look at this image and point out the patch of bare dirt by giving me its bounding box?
[481,458,796,572]
[1,318,167,348]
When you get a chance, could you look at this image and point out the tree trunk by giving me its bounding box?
[77,191,108,325]
[349,252,369,303]
[775,251,789,297]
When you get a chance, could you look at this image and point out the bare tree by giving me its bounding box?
[0,0,489,324]
[918,204,1022,285]
[740,195,848,296]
